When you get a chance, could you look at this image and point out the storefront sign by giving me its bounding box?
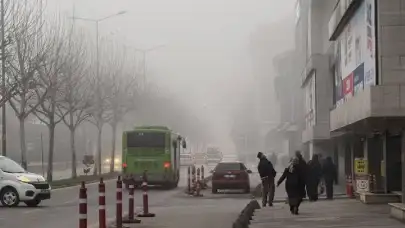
[354,158,368,175]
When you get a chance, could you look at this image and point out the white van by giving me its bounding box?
[0,156,51,207]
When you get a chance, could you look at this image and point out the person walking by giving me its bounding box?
[307,154,322,201]
[295,151,308,199]
[257,152,276,207]
[322,156,337,199]
[277,156,305,215]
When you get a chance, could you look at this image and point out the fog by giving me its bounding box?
[5,0,296,166]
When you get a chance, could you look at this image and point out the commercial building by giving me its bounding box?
[294,0,405,219]
[272,50,303,157]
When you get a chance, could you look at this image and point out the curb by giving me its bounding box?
[232,200,261,228]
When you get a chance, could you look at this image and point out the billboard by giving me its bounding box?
[335,0,376,105]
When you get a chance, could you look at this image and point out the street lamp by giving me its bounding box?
[129,45,166,89]
[70,11,126,174]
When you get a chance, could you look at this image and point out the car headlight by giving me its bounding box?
[105,158,111,163]
[114,158,120,164]
[17,176,30,183]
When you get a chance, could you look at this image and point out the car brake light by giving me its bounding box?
[164,162,170,168]
[122,163,127,168]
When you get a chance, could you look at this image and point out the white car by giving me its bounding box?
[0,156,51,207]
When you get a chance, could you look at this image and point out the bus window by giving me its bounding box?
[127,132,166,148]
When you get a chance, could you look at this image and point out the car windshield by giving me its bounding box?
[215,163,243,171]
[0,157,26,173]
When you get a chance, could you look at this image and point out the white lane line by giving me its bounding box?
[22,208,44,214]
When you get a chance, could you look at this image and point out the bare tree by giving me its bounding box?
[31,20,74,181]
[7,1,51,169]
[87,43,115,175]
[56,31,92,178]
[106,50,138,172]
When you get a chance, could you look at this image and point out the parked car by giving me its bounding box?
[0,156,51,207]
[211,161,252,194]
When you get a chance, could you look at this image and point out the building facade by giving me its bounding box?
[293,0,405,209]
[272,50,303,157]
[295,0,337,161]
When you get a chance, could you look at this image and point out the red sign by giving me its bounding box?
[343,73,354,96]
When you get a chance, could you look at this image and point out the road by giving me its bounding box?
[0,164,214,228]
[1,161,285,228]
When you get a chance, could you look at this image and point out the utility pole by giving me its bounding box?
[1,0,6,156]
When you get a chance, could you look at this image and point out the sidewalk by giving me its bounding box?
[250,199,403,228]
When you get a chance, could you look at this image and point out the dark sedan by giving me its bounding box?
[211,161,252,193]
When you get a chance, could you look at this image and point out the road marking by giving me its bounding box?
[22,208,44,214]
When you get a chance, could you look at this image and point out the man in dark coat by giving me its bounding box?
[307,154,322,201]
[257,152,276,207]
[322,156,337,199]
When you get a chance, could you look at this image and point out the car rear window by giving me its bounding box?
[215,163,243,171]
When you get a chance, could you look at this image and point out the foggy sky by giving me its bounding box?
[45,0,295,152]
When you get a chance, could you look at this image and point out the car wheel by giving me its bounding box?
[25,199,41,207]
[0,187,20,207]
[212,187,218,194]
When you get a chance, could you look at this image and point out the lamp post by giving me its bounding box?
[70,11,126,174]
[132,45,165,89]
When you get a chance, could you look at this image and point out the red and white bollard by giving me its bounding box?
[201,165,206,189]
[191,165,196,194]
[123,176,141,224]
[116,176,127,228]
[187,166,192,194]
[99,178,106,228]
[79,181,87,228]
[194,168,203,197]
[137,172,155,217]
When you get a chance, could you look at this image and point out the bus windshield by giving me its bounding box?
[127,132,166,148]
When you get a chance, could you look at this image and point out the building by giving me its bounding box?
[272,50,303,157]
[294,0,405,217]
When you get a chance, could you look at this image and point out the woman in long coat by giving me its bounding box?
[277,157,306,215]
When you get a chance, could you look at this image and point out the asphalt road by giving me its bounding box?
[0,165,213,228]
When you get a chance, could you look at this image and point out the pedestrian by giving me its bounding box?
[277,156,305,215]
[307,154,322,201]
[257,152,276,207]
[322,156,337,200]
[295,151,308,199]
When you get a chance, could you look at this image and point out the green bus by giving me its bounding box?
[122,126,186,189]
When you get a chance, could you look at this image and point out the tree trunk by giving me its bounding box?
[110,121,117,173]
[19,118,27,170]
[94,122,103,175]
[47,122,55,182]
[70,125,77,178]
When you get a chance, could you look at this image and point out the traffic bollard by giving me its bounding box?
[116,176,127,228]
[201,165,206,189]
[99,178,106,228]
[192,165,196,194]
[194,168,203,197]
[123,176,141,224]
[137,172,155,217]
[187,166,191,194]
[79,181,87,228]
